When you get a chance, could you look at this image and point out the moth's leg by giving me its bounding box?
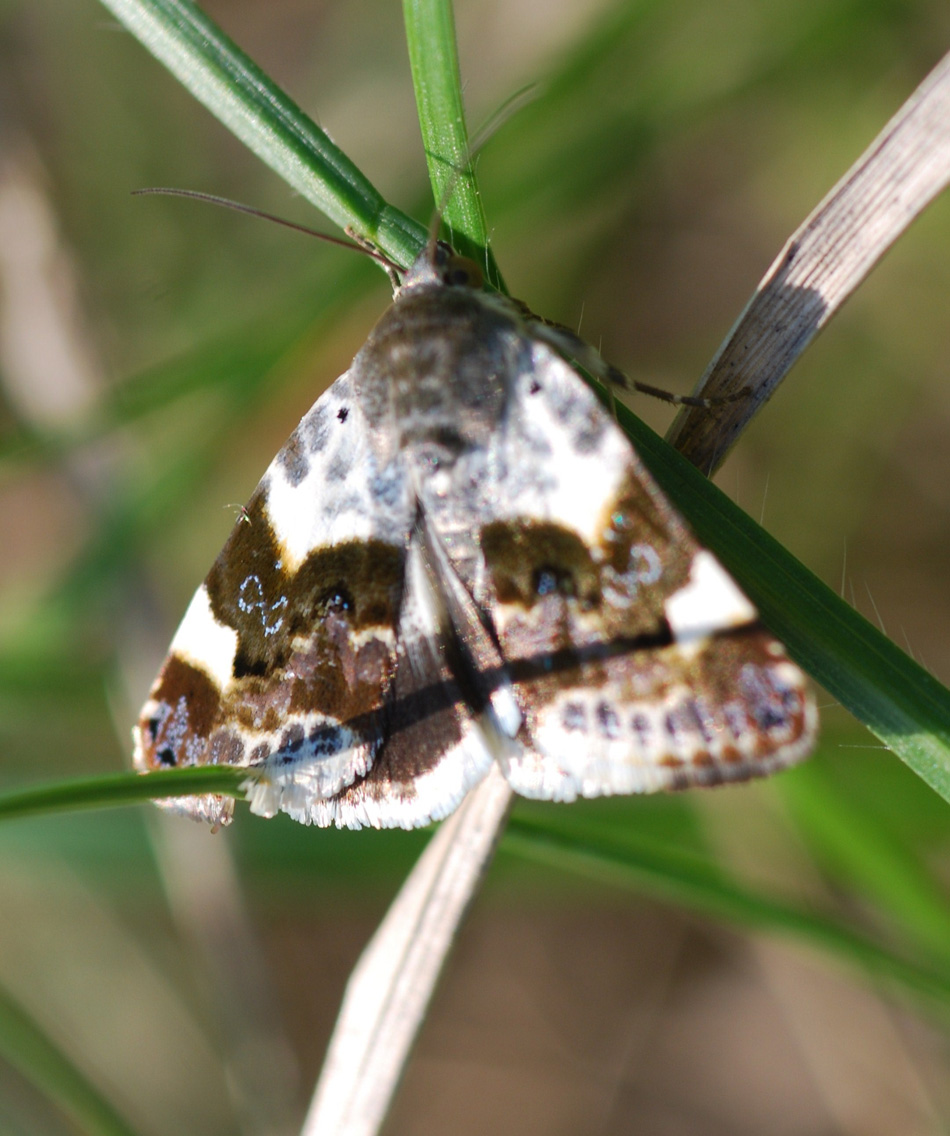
[345,226,403,292]
[524,315,749,409]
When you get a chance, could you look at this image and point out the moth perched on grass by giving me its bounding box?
[133,235,817,830]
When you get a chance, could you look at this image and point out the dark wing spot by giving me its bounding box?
[532,565,576,598]
[562,702,587,732]
[320,586,354,615]
[279,723,305,753]
[337,406,349,423]
[631,713,652,746]
[595,701,621,739]
[482,521,598,608]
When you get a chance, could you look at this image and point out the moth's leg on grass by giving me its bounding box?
[524,315,750,409]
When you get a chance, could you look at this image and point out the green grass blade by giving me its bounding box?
[0,983,143,1136]
[96,0,426,267]
[0,767,245,824]
[618,405,950,803]
[780,762,950,967]
[505,816,950,1014]
[402,0,503,286]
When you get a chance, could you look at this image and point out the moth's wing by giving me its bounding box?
[133,370,414,827]
[429,341,817,802]
[274,526,499,828]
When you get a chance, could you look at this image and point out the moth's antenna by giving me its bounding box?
[468,84,540,163]
[131,187,401,276]
[426,83,540,260]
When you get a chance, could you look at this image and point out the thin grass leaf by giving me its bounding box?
[0,982,143,1136]
[504,816,950,1015]
[780,762,950,968]
[402,0,503,288]
[96,0,426,267]
[0,766,244,824]
[303,767,513,1136]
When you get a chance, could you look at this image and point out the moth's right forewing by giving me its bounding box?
[428,337,816,801]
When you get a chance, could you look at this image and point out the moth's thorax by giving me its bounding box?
[354,282,526,459]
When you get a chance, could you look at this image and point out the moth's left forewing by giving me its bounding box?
[466,338,816,800]
[133,371,413,826]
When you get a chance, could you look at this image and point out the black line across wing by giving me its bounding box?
[247,620,766,773]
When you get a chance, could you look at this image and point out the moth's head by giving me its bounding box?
[397,240,484,296]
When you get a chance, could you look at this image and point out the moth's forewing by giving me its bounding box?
[133,372,413,826]
[413,312,817,801]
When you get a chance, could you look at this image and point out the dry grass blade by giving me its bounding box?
[302,768,513,1136]
[666,48,950,473]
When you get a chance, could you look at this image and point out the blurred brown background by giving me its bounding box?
[2,1,950,1133]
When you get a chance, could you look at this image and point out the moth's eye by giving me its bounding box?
[442,255,482,289]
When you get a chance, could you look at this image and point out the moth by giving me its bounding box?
[133,238,817,830]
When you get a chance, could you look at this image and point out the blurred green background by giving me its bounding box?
[2,1,950,1133]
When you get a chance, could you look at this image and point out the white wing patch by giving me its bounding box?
[665,551,757,647]
[168,584,239,690]
[495,345,632,544]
